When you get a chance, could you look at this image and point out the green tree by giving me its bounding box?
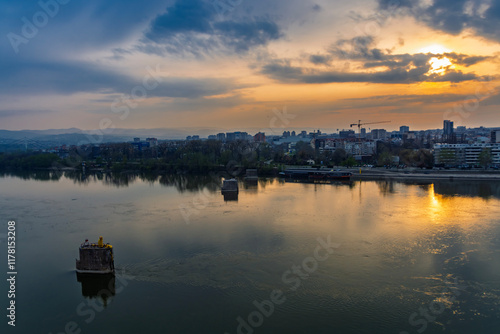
[410,149,434,168]
[332,148,347,166]
[377,151,393,166]
[399,149,413,166]
[341,156,357,167]
[478,148,492,169]
[295,141,315,162]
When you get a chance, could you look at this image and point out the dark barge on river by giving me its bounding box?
[279,168,352,181]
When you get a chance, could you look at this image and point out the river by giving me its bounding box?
[1,171,499,333]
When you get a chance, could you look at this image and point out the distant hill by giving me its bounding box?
[0,127,225,151]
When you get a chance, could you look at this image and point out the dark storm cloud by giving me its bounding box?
[330,36,385,60]
[261,61,434,84]
[309,54,333,65]
[261,60,482,84]
[143,0,283,55]
[145,0,214,40]
[362,53,431,69]
[444,53,493,67]
[213,20,281,52]
[377,0,500,43]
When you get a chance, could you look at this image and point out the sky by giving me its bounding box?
[0,0,499,133]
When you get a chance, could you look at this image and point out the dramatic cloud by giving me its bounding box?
[1,0,169,56]
[330,36,385,60]
[143,0,283,55]
[378,0,500,42]
[261,61,473,84]
[0,0,498,131]
[309,54,333,65]
[444,53,493,67]
[146,0,214,39]
[261,35,490,84]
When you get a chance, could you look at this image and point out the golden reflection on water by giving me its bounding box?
[2,173,500,333]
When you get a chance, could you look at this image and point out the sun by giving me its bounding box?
[419,44,451,54]
[418,44,455,75]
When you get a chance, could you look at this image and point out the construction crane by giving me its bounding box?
[349,120,391,157]
[350,120,391,132]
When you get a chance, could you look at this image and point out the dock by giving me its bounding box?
[280,168,352,181]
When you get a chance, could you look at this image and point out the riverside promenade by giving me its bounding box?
[350,168,500,181]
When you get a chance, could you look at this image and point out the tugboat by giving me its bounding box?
[76,236,115,274]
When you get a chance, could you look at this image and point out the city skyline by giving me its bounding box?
[1,0,500,131]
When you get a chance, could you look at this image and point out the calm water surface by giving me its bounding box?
[1,172,500,334]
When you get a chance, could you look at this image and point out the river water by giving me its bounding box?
[1,172,500,334]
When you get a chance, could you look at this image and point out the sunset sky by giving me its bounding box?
[1,0,499,133]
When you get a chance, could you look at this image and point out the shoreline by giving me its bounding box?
[349,169,500,181]
[2,167,500,182]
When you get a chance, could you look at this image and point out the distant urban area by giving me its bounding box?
[0,121,499,173]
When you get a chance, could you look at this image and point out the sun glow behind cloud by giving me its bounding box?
[418,44,455,75]
[0,0,499,131]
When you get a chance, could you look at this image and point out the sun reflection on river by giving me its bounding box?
[428,183,443,223]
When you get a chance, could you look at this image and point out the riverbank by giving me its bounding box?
[350,168,500,181]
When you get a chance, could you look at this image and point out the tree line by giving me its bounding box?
[0,139,440,173]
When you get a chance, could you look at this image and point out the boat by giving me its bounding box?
[325,171,352,180]
[279,168,352,181]
[76,237,115,274]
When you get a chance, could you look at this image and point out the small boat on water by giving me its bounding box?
[76,237,115,274]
